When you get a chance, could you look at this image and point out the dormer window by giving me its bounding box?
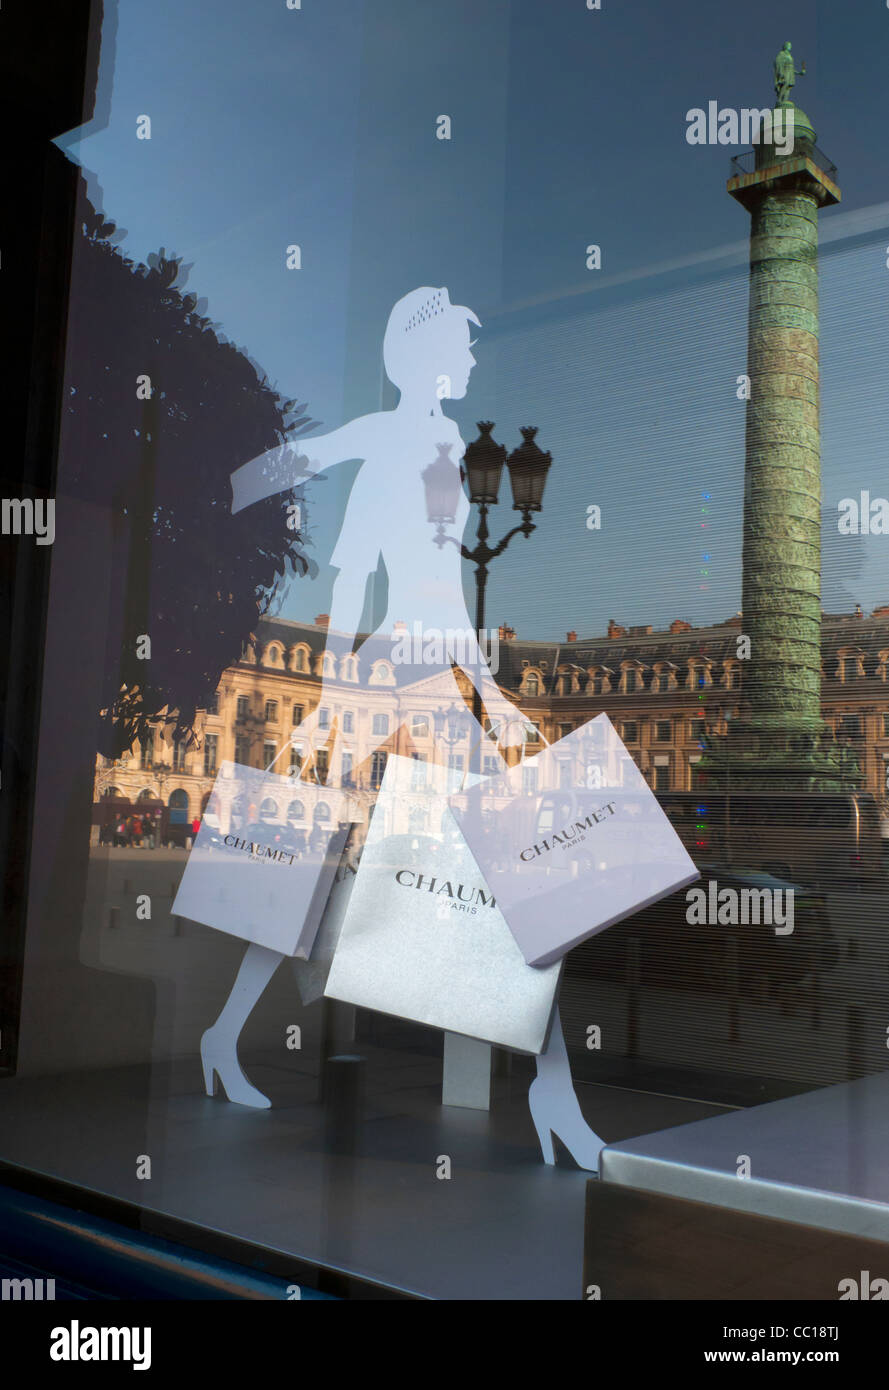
[687,660,712,691]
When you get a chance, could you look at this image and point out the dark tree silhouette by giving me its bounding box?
[64,182,318,758]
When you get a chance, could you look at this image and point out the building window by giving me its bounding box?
[341,751,353,786]
[525,673,540,696]
[203,735,218,776]
[883,713,889,738]
[653,671,671,693]
[411,715,429,737]
[259,797,278,820]
[557,723,573,740]
[168,789,189,824]
[525,722,541,743]
[289,747,302,778]
[287,799,305,821]
[653,761,671,791]
[263,741,277,768]
[838,714,862,741]
[292,704,304,726]
[370,751,388,788]
[654,720,672,743]
[372,713,389,737]
[140,732,154,769]
[173,740,188,772]
[318,707,330,730]
[314,749,329,783]
[343,711,354,734]
[482,755,500,777]
[558,761,572,789]
[522,765,538,794]
[322,654,336,678]
[342,657,358,682]
[236,695,250,720]
[557,675,571,696]
[264,699,278,723]
[235,735,250,766]
[295,648,307,672]
[621,721,638,743]
[448,754,464,774]
[591,675,606,695]
[206,692,219,715]
[314,802,331,823]
[410,755,427,790]
[623,668,638,693]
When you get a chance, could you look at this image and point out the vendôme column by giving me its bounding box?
[710,48,850,792]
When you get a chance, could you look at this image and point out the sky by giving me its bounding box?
[57,0,889,640]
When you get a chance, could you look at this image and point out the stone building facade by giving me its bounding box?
[93,606,889,835]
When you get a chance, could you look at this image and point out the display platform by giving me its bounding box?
[0,1047,723,1300]
[600,1071,889,1242]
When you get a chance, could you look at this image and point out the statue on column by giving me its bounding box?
[774,41,805,107]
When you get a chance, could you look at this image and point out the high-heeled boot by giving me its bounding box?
[529,1005,605,1172]
[200,1026,271,1109]
[199,942,284,1108]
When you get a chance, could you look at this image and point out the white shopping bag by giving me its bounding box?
[450,713,699,967]
[172,746,358,958]
[323,754,561,1054]
[292,831,362,1004]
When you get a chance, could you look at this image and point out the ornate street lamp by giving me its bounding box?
[422,421,552,764]
[462,421,506,505]
[505,425,552,513]
[421,444,463,545]
[433,701,470,746]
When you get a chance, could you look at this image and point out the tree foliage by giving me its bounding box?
[65,185,318,757]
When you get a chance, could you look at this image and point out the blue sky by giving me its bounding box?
[59,0,889,639]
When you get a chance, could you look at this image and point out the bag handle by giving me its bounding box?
[262,729,330,786]
[458,715,551,791]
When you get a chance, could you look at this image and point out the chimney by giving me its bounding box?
[392,619,408,635]
[315,613,330,628]
[607,619,626,639]
[872,604,889,618]
[498,623,516,641]
[566,630,577,643]
[669,619,692,635]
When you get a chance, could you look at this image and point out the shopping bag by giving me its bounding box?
[450,713,699,967]
[292,826,363,1004]
[322,754,561,1054]
[172,744,358,957]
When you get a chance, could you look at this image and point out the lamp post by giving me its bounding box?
[423,422,551,766]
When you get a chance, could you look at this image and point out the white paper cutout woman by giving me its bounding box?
[201,287,604,1170]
